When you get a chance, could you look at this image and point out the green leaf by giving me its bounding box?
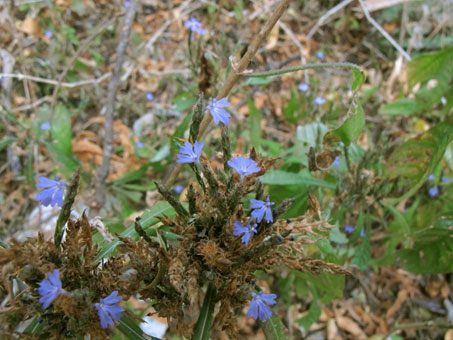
[379,98,417,116]
[261,315,290,340]
[260,170,336,189]
[247,96,262,149]
[171,112,193,153]
[297,290,321,331]
[329,227,348,244]
[351,67,365,91]
[324,96,365,146]
[192,282,216,340]
[407,47,453,87]
[0,136,16,152]
[283,93,298,124]
[44,142,79,177]
[95,202,174,262]
[297,272,344,303]
[51,104,73,156]
[384,123,453,203]
[351,214,370,270]
[117,317,159,340]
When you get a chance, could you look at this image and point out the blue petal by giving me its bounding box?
[36,187,57,206]
[265,207,273,223]
[247,299,259,320]
[95,303,114,329]
[105,304,125,321]
[259,293,277,305]
[102,291,122,305]
[251,208,265,223]
[52,187,65,207]
[48,270,61,289]
[215,97,230,107]
[233,222,248,236]
[39,292,58,309]
[36,176,58,188]
[250,199,265,209]
[241,231,252,246]
[257,301,273,321]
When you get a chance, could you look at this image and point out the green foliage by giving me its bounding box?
[117,317,157,340]
[261,315,290,340]
[260,170,336,189]
[324,96,365,146]
[247,96,262,149]
[407,47,453,87]
[351,215,371,270]
[192,282,216,340]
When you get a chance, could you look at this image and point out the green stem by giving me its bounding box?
[242,62,362,78]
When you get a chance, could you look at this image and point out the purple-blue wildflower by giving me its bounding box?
[429,186,439,197]
[314,96,327,105]
[360,228,365,238]
[124,0,130,7]
[36,176,66,207]
[44,30,53,39]
[94,291,125,329]
[332,156,341,167]
[233,221,257,246]
[146,92,154,101]
[40,122,50,130]
[316,51,325,59]
[428,174,435,181]
[174,185,183,194]
[344,224,354,233]
[227,156,261,181]
[136,141,144,148]
[183,18,208,35]
[298,83,310,92]
[37,269,64,309]
[176,141,204,164]
[250,197,275,223]
[247,291,277,321]
[206,97,231,125]
[442,176,451,184]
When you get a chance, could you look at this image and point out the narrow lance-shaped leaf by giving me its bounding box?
[192,282,216,340]
[54,168,80,246]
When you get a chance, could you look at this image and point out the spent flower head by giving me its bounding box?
[250,197,275,223]
[206,97,231,125]
[36,176,66,207]
[247,291,277,321]
[227,156,260,181]
[37,269,64,309]
[176,141,204,164]
[94,291,125,329]
[184,18,208,35]
[233,221,257,246]
[298,83,310,92]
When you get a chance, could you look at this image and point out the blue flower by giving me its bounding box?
[146,92,154,101]
[124,0,130,7]
[247,291,277,321]
[206,97,231,125]
[332,156,341,167]
[36,176,66,207]
[344,224,354,233]
[360,228,365,238]
[184,18,208,35]
[40,122,50,130]
[316,51,325,59]
[38,269,64,309]
[314,96,327,105]
[442,176,451,183]
[136,141,144,148]
[298,83,310,92]
[233,221,257,246]
[44,30,53,39]
[429,186,439,197]
[174,185,183,194]
[250,197,275,223]
[176,141,204,164]
[227,156,260,181]
[428,174,435,181]
[95,291,125,329]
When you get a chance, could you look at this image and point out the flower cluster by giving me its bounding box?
[37,269,124,329]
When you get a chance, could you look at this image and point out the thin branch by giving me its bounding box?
[49,15,119,115]
[164,0,292,186]
[0,72,111,88]
[357,0,412,61]
[94,0,137,207]
[307,0,354,39]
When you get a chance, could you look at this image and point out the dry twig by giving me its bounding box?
[94,0,137,207]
